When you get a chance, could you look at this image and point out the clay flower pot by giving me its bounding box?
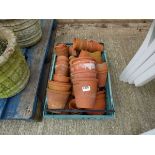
[72,78,98,109]
[79,50,90,58]
[47,88,70,109]
[55,43,69,57]
[73,38,104,52]
[87,91,106,115]
[70,57,96,73]
[55,64,69,76]
[48,80,71,92]
[71,71,97,81]
[89,51,103,63]
[96,63,107,72]
[56,55,69,63]
[96,63,108,87]
[68,99,80,114]
[53,74,70,83]
[69,46,78,56]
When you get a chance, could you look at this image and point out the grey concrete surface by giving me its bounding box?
[0,20,155,135]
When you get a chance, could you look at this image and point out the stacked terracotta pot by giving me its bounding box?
[47,38,108,115]
[47,44,71,110]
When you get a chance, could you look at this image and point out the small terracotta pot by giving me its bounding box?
[69,46,78,56]
[71,71,97,80]
[97,71,107,87]
[87,91,106,115]
[53,74,70,83]
[68,99,80,114]
[48,80,71,92]
[55,64,69,76]
[47,88,70,109]
[55,43,69,57]
[70,57,96,73]
[73,38,104,52]
[96,63,107,72]
[57,55,69,63]
[72,78,98,109]
[89,51,103,63]
[79,50,90,58]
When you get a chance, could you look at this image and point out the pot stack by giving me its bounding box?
[0,27,30,98]
[47,38,108,115]
[0,20,42,48]
[47,44,71,110]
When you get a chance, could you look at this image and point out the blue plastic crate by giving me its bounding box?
[43,44,115,120]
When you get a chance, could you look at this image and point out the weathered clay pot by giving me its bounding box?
[69,99,77,109]
[70,57,96,73]
[79,50,90,58]
[55,64,69,76]
[57,55,69,63]
[73,38,104,52]
[96,63,108,87]
[48,80,71,92]
[89,51,103,63]
[55,43,69,57]
[72,78,98,108]
[71,71,97,81]
[69,46,78,56]
[96,63,107,72]
[97,71,107,87]
[47,88,70,109]
[53,74,70,83]
[87,91,106,115]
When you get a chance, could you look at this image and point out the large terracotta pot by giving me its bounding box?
[87,91,106,115]
[53,74,70,83]
[72,78,98,108]
[73,38,104,52]
[70,57,96,73]
[89,51,103,63]
[71,71,97,81]
[55,43,69,57]
[48,80,71,92]
[47,88,70,109]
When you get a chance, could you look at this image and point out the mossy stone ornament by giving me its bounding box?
[0,27,30,98]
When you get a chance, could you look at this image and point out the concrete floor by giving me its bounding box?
[0,21,155,135]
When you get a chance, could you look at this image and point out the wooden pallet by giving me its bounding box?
[0,19,55,120]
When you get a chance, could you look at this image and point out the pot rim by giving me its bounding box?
[72,78,98,84]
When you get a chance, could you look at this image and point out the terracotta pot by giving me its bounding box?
[69,46,78,56]
[70,57,96,73]
[97,71,107,87]
[48,80,71,92]
[55,43,69,57]
[72,78,98,108]
[53,74,70,83]
[96,63,107,72]
[89,51,103,63]
[71,71,97,80]
[57,55,69,63]
[79,50,90,58]
[87,91,106,115]
[55,64,69,76]
[47,88,70,109]
[73,38,104,52]
[69,99,77,109]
